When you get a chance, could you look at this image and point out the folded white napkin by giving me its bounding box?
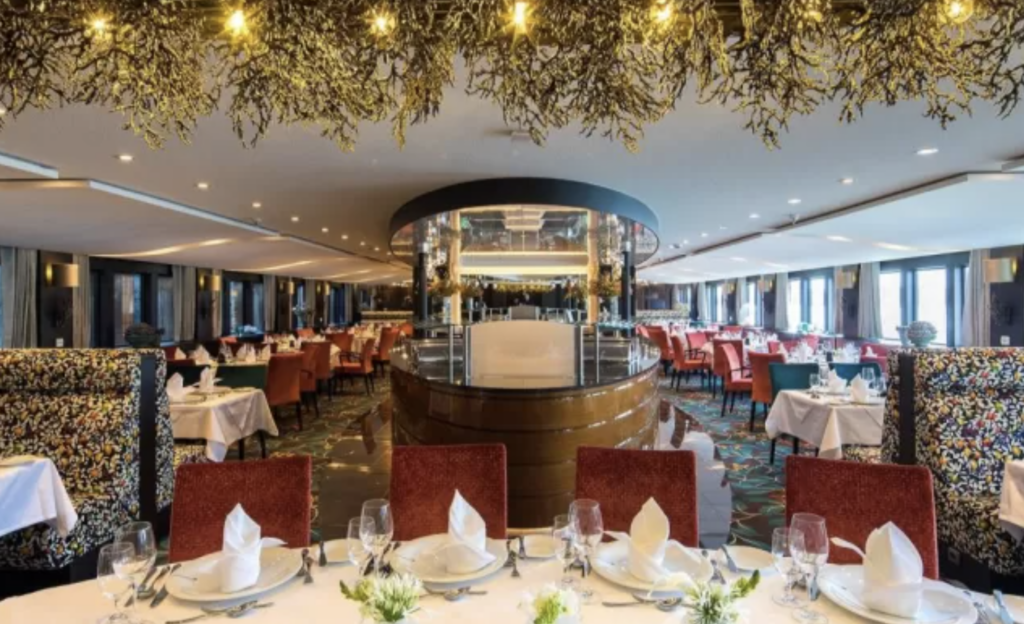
[779,343,789,361]
[173,348,186,361]
[865,346,877,358]
[193,346,211,365]
[607,498,703,584]
[166,373,193,403]
[850,374,870,403]
[218,504,285,593]
[827,369,848,392]
[261,346,272,361]
[244,348,256,363]
[999,461,1024,541]
[432,490,496,574]
[797,342,813,361]
[198,367,216,393]
[862,523,923,618]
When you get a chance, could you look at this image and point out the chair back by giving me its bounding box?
[296,328,315,339]
[768,362,818,403]
[861,355,888,376]
[358,338,376,373]
[310,342,331,381]
[299,344,318,392]
[169,456,312,563]
[860,342,890,359]
[329,332,353,352]
[724,325,742,334]
[829,362,883,383]
[670,335,689,369]
[390,445,508,541]
[265,353,302,407]
[721,343,743,380]
[637,326,651,339]
[647,328,673,361]
[786,456,938,579]
[686,331,707,350]
[750,352,785,404]
[576,447,699,546]
[201,340,222,358]
[162,346,179,361]
[399,322,414,337]
[712,339,743,378]
[376,328,399,363]
[215,364,268,390]
[167,362,208,387]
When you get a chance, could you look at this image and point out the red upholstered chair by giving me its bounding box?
[168,456,312,563]
[399,322,414,337]
[724,325,742,334]
[266,353,303,431]
[575,447,699,546]
[647,328,674,374]
[711,338,744,398]
[801,335,820,351]
[749,351,785,431]
[373,328,399,377]
[296,328,315,339]
[162,346,179,361]
[390,445,508,541]
[337,338,377,395]
[307,342,332,395]
[786,455,938,579]
[329,332,353,353]
[720,343,752,418]
[860,343,890,376]
[637,325,651,339]
[670,335,706,390]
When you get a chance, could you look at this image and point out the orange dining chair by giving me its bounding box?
[373,328,399,378]
[337,338,377,395]
[310,341,333,396]
[711,338,743,398]
[390,445,508,541]
[295,328,315,340]
[168,456,312,563]
[329,332,353,353]
[669,335,706,390]
[647,327,674,375]
[720,343,752,418]
[786,455,939,579]
[860,343,890,376]
[299,344,321,422]
[265,352,304,431]
[748,351,785,432]
[724,325,742,334]
[576,447,699,547]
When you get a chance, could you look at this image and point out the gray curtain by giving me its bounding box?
[696,282,708,321]
[305,279,316,327]
[72,254,91,348]
[736,277,747,325]
[962,249,990,347]
[833,266,845,336]
[263,274,276,333]
[1,247,38,348]
[211,269,223,337]
[858,262,883,340]
[172,265,196,343]
[774,273,790,331]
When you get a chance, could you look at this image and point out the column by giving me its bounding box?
[621,242,633,322]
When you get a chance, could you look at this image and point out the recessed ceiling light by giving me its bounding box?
[731,257,746,262]
[749,213,760,219]
[360,241,366,246]
[291,216,299,222]
[827,235,852,242]
[683,239,689,244]
[321,227,329,233]
[374,246,380,252]
[251,202,262,209]
[916,147,939,156]
[341,234,349,240]
[840,177,854,185]
[876,242,915,251]
[788,198,802,205]
[719,225,727,230]
[117,154,133,163]
[700,233,708,238]
[196,182,210,190]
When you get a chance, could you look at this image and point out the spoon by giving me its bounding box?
[601,595,684,612]
[425,587,488,601]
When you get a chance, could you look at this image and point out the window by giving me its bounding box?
[879,271,903,340]
[716,285,727,323]
[915,268,948,345]
[252,283,265,331]
[744,282,757,326]
[226,281,244,334]
[809,276,827,331]
[294,282,306,328]
[787,280,801,331]
[157,276,173,343]
[113,273,143,347]
[0,265,3,348]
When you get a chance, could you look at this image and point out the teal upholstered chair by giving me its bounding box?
[829,362,883,384]
[767,363,819,465]
[215,365,268,390]
[167,362,208,387]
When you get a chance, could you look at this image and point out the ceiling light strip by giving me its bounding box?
[0,151,59,179]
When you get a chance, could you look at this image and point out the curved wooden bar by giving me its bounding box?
[390,359,661,528]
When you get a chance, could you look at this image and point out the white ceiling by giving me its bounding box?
[0,73,1022,283]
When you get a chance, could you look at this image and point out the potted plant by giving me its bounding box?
[341,574,422,624]
[124,323,163,348]
[907,320,938,348]
[519,584,581,624]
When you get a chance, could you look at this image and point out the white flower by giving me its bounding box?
[519,584,580,624]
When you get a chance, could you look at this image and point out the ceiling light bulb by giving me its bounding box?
[841,177,854,185]
[749,213,760,219]
[700,232,708,238]
[252,202,261,209]
[360,241,366,246]
[117,154,133,162]
[291,216,299,222]
[371,11,395,36]
[322,227,329,233]
[0,106,6,116]
[827,235,852,242]
[374,246,381,252]
[651,0,673,24]
[917,147,939,156]
[788,198,802,205]
[511,1,530,34]
[940,0,974,24]
[342,234,349,240]
[196,182,209,190]
[226,9,247,37]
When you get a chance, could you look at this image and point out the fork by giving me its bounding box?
[702,549,726,585]
[963,589,991,624]
[509,550,521,578]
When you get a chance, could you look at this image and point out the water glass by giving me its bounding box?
[790,513,830,624]
[551,514,577,589]
[808,374,820,392]
[360,499,394,577]
[569,499,603,603]
[114,521,156,624]
[348,517,374,570]
[97,542,135,623]
[862,368,876,393]
[771,528,806,608]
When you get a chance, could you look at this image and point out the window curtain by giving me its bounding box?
[210,269,223,337]
[736,277,747,325]
[263,274,276,333]
[72,254,91,348]
[832,266,845,336]
[774,273,789,332]
[172,265,196,343]
[962,249,990,347]
[1,247,38,348]
[305,278,316,326]
[696,282,708,321]
[857,262,883,340]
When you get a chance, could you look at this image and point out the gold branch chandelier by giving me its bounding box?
[1,0,1022,153]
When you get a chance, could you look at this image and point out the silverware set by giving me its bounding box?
[165,600,274,624]
[149,563,181,609]
[504,538,522,578]
[602,594,686,612]
[702,549,727,585]
[299,548,314,584]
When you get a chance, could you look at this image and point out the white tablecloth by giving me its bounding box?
[1000,460,1024,540]
[766,390,884,459]
[0,457,78,538]
[0,545,987,623]
[170,390,279,461]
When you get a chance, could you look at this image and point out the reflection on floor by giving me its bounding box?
[231,371,789,550]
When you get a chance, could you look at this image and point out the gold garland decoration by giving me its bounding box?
[0,0,1020,151]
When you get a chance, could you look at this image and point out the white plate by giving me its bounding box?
[591,541,713,594]
[391,535,507,585]
[819,565,976,624]
[165,547,302,603]
[322,538,361,565]
[522,534,556,559]
[723,545,774,572]
[988,594,1024,624]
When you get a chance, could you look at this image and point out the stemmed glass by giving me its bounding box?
[348,517,374,573]
[771,528,806,608]
[97,542,135,623]
[551,514,577,589]
[569,499,603,603]
[790,513,830,624]
[861,368,876,393]
[114,521,156,624]
[808,374,820,395]
[360,499,394,577]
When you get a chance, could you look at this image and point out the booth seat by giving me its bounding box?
[0,350,173,579]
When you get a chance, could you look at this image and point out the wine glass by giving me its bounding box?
[790,514,830,624]
[808,374,820,394]
[771,528,806,608]
[348,517,374,572]
[552,514,578,589]
[360,499,394,577]
[114,522,156,624]
[97,542,135,623]
[861,368,876,394]
[569,499,603,603]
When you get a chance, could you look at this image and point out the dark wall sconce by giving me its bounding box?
[198,273,222,292]
[985,258,1017,284]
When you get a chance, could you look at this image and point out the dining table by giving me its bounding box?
[766,390,885,460]
[0,457,77,539]
[0,544,1001,624]
[169,389,279,462]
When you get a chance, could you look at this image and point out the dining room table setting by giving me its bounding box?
[2,490,1012,624]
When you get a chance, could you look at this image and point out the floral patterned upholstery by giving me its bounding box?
[0,349,174,570]
[880,348,1024,575]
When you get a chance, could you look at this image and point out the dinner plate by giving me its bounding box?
[722,545,774,572]
[591,541,713,594]
[848,397,885,406]
[165,547,302,603]
[819,565,976,624]
[391,535,507,585]
[522,534,556,559]
[987,593,1024,623]
[322,538,361,565]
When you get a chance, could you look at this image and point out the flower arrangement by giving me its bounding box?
[340,574,422,624]
[428,278,459,298]
[494,282,553,295]
[565,281,589,301]
[590,274,619,299]
[519,584,581,624]
[460,280,483,298]
[907,320,938,348]
[685,571,760,624]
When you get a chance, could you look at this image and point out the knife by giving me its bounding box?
[149,563,181,608]
[318,538,328,567]
[994,589,1013,624]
